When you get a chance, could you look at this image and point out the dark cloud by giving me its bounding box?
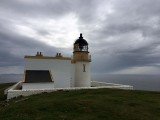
[0,21,60,68]
[88,0,160,73]
[0,0,160,74]
[0,0,98,21]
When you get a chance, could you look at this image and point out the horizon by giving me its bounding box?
[1,74,160,91]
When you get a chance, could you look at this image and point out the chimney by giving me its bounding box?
[36,52,39,56]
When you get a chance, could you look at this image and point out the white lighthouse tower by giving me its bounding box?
[72,33,91,87]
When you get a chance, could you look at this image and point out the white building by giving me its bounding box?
[22,33,91,90]
[5,33,133,99]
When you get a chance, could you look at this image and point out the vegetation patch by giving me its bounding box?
[0,83,160,120]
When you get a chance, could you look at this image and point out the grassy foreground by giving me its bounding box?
[0,83,160,120]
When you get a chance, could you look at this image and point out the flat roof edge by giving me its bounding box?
[24,56,71,60]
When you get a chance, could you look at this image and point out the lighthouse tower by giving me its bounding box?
[72,33,91,87]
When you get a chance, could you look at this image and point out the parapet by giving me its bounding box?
[24,52,71,60]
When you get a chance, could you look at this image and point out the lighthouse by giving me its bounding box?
[6,33,134,100]
[23,33,91,89]
[72,33,91,87]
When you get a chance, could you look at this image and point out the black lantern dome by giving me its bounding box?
[74,33,88,52]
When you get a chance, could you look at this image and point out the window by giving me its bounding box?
[83,64,86,72]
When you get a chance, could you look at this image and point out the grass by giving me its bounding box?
[0,83,160,120]
[0,83,15,101]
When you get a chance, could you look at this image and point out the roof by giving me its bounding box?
[24,56,71,60]
[24,70,53,83]
[74,33,88,46]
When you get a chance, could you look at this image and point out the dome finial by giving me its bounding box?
[79,33,83,38]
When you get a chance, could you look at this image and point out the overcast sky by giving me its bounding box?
[0,0,160,74]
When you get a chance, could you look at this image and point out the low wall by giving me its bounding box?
[7,89,55,100]
[22,82,54,90]
[4,81,22,95]
[6,81,133,100]
[91,81,133,89]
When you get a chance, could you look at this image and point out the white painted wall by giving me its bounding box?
[74,62,91,87]
[71,63,75,87]
[25,58,71,88]
[22,82,54,90]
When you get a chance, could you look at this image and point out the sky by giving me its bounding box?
[0,0,160,75]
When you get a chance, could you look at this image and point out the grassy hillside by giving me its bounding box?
[0,83,160,120]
